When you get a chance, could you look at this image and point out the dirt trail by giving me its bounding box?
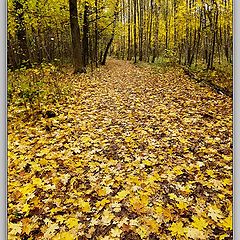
[8,59,232,239]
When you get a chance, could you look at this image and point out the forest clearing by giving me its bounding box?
[8,0,232,239]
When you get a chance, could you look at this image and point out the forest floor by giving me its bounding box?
[8,59,232,240]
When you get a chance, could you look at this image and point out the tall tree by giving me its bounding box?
[13,0,30,68]
[133,0,137,63]
[94,0,99,67]
[138,0,143,61]
[101,0,119,65]
[69,0,85,73]
[83,1,89,69]
[127,0,131,60]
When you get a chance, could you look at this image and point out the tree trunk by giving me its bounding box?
[83,1,89,69]
[152,4,160,63]
[138,0,143,61]
[95,0,99,67]
[69,0,85,73]
[133,0,137,63]
[127,0,131,60]
[13,0,30,68]
[147,0,153,62]
[101,0,119,65]
[165,0,169,50]
[101,37,114,65]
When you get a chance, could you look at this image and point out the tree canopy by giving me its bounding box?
[8,0,232,71]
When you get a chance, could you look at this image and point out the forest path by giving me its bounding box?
[8,59,232,239]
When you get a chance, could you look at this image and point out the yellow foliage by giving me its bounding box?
[191,216,208,231]
[66,218,78,229]
[52,231,75,240]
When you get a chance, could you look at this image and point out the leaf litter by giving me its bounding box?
[8,59,232,239]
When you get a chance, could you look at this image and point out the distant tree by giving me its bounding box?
[13,0,30,68]
[101,0,119,65]
[83,0,89,69]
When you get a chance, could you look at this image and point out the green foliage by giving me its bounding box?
[188,62,233,95]
[8,63,72,120]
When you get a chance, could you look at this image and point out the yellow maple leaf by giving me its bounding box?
[44,223,59,238]
[162,208,173,221]
[20,183,35,195]
[50,208,59,214]
[97,188,107,196]
[52,231,75,240]
[208,206,224,221]
[78,199,91,212]
[80,124,87,131]
[181,185,192,194]
[82,201,91,212]
[116,190,129,200]
[111,202,122,212]
[146,175,157,184]
[143,160,152,166]
[206,169,215,177]
[130,196,147,213]
[101,210,115,225]
[176,201,188,210]
[179,138,188,144]
[185,227,206,239]
[222,178,232,186]
[128,175,141,185]
[145,218,159,233]
[219,233,229,240]
[9,222,22,235]
[140,194,149,206]
[31,162,42,171]
[168,193,178,200]
[169,222,185,236]
[218,193,225,200]
[173,166,183,175]
[220,215,232,230]
[55,215,65,224]
[111,227,122,237]
[39,159,48,166]
[155,205,163,215]
[96,199,110,210]
[22,219,36,235]
[22,204,30,213]
[136,226,148,238]
[125,136,132,143]
[32,197,40,206]
[81,136,92,146]
[191,216,208,230]
[66,217,78,229]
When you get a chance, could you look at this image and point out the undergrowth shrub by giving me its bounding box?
[8,63,73,121]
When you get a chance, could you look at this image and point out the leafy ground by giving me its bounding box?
[8,59,232,239]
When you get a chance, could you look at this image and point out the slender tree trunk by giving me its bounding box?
[165,0,169,50]
[147,0,153,62]
[152,4,160,63]
[13,0,30,68]
[139,0,143,61]
[122,0,126,59]
[194,13,202,66]
[69,0,85,73]
[133,0,137,63]
[83,1,89,69]
[127,0,131,60]
[101,0,119,65]
[173,0,177,48]
[95,0,99,67]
